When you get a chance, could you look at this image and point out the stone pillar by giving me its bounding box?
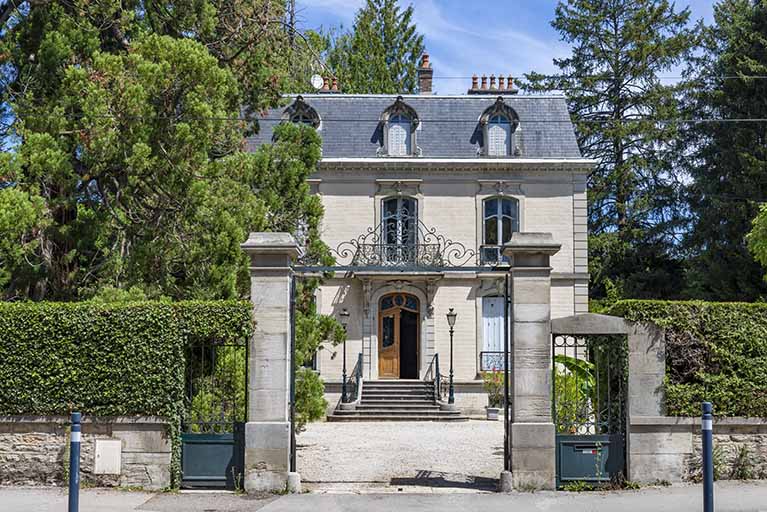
[503,232,561,490]
[240,233,301,493]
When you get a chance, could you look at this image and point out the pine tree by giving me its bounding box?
[684,0,767,300]
[523,0,698,299]
[326,0,424,94]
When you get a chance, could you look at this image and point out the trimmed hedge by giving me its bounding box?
[0,300,253,486]
[606,300,767,418]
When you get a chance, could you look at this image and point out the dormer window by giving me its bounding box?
[488,115,511,156]
[282,95,321,129]
[380,96,420,157]
[480,97,520,157]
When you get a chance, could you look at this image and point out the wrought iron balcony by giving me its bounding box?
[352,243,444,267]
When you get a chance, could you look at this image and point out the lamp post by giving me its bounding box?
[446,308,457,404]
[339,308,350,403]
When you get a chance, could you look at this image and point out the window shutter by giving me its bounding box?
[482,297,505,369]
[389,122,410,156]
[488,123,510,156]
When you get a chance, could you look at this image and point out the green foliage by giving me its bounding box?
[316,0,425,94]
[731,444,757,480]
[563,480,594,492]
[607,300,767,417]
[748,203,767,280]
[523,0,697,300]
[187,345,247,433]
[681,1,767,301]
[481,371,504,408]
[0,300,253,486]
[0,2,323,301]
[294,367,327,432]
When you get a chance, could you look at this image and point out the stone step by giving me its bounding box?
[362,389,433,396]
[360,400,437,407]
[333,409,459,416]
[356,403,441,410]
[363,385,434,392]
[327,414,468,422]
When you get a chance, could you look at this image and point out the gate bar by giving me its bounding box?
[503,272,511,472]
[289,276,297,473]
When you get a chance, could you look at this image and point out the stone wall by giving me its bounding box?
[0,416,171,490]
[628,416,767,483]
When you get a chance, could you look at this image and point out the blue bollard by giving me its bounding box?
[702,402,713,512]
[68,412,81,512]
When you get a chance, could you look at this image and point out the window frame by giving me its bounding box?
[481,196,519,264]
[379,96,420,157]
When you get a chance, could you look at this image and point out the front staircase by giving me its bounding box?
[328,380,467,422]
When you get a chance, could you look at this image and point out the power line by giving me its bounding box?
[429,75,767,81]
[9,112,767,124]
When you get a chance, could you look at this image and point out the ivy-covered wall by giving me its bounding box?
[0,300,253,486]
[607,300,767,418]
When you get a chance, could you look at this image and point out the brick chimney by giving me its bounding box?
[417,53,433,95]
[468,73,519,94]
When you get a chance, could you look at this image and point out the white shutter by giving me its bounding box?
[488,123,510,156]
[482,297,505,370]
[388,122,410,156]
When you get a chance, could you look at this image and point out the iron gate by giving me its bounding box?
[181,340,247,488]
[552,334,627,487]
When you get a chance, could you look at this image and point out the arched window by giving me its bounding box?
[480,97,519,157]
[482,196,519,264]
[281,95,321,129]
[380,96,420,157]
[382,196,417,263]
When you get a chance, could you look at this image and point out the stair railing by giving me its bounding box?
[424,353,447,404]
[344,352,364,406]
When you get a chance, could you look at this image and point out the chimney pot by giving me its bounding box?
[490,74,496,89]
[471,74,478,90]
[481,75,488,90]
[331,77,339,91]
[507,75,514,89]
[417,53,434,95]
[322,76,330,91]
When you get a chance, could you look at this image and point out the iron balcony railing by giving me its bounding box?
[344,352,364,404]
[353,243,444,267]
[480,351,508,372]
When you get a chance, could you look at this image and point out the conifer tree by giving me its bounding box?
[524,0,698,299]
[326,0,424,94]
[685,0,767,300]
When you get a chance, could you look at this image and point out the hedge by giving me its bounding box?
[0,300,253,487]
[606,300,767,418]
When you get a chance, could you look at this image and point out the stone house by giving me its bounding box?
[249,55,593,416]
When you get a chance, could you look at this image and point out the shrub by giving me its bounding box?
[606,300,767,417]
[0,300,252,486]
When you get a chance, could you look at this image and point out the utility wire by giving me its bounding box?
[9,112,767,124]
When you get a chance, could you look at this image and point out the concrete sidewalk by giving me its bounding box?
[2,481,767,512]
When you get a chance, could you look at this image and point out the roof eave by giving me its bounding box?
[318,157,596,171]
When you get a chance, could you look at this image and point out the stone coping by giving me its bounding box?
[629,416,767,434]
[0,415,169,425]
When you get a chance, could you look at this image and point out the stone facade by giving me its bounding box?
[0,416,171,489]
[314,165,590,392]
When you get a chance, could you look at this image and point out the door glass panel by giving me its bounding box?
[484,198,497,219]
[382,315,395,348]
[405,295,419,311]
[381,296,394,310]
[502,198,514,217]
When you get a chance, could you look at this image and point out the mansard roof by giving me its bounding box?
[246,93,583,159]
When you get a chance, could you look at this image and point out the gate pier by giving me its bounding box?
[241,233,301,493]
[503,232,561,490]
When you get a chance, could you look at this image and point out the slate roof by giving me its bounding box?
[246,94,583,159]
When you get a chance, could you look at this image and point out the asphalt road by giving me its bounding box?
[3,482,767,512]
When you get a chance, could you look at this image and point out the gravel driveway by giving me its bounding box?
[296,420,505,491]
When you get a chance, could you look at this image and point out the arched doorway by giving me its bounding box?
[378,292,420,379]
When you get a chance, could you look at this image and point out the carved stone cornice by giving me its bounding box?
[477,179,523,195]
[375,179,422,196]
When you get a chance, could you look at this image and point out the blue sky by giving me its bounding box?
[294,0,716,94]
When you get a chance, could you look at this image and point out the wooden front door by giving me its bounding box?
[378,293,419,379]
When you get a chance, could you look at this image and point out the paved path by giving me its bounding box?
[296,419,505,490]
[3,482,767,511]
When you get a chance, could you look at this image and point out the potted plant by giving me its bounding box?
[482,371,504,420]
